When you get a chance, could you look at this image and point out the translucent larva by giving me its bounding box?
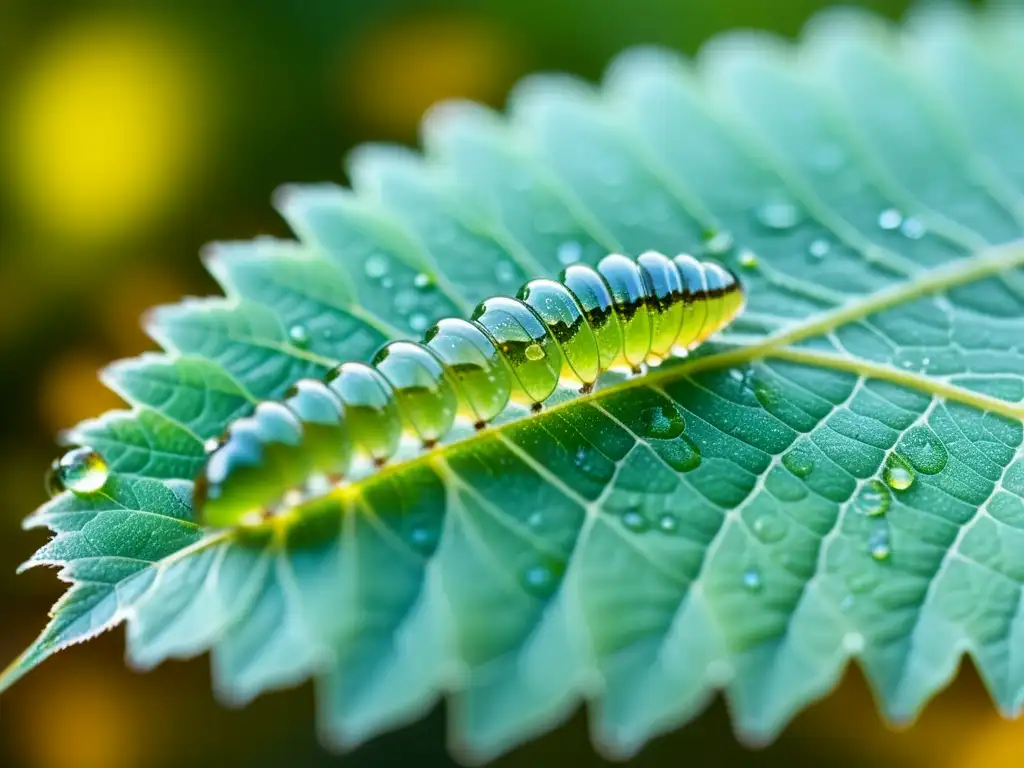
[193,251,746,527]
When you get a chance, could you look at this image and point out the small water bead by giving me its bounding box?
[622,509,649,533]
[900,217,926,239]
[755,198,801,230]
[556,241,583,265]
[842,632,865,654]
[808,238,831,260]
[878,208,903,231]
[525,343,545,361]
[703,230,734,256]
[381,277,394,289]
[522,564,557,596]
[409,524,437,552]
[287,324,310,349]
[657,513,679,533]
[852,480,891,517]
[393,289,419,315]
[408,313,429,332]
[782,444,815,479]
[203,438,220,454]
[742,568,763,592]
[868,527,891,561]
[364,254,389,279]
[737,250,759,270]
[898,426,948,475]
[413,272,433,289]
[527,511,544,529]
[47,447,109,496]
[883,452,916,491]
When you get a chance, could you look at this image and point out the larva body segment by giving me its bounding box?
[194,251,746,527]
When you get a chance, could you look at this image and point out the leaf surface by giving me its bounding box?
[7,5,1024,762]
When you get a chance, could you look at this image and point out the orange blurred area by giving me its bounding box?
[3,1,1017,767]
[342,13,523,138]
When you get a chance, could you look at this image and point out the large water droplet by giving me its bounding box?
[756,198,801,230]
[742,568,763,592]
[703,230,734,256]
[808,238,831,260]
[364,254,389,279]
[868,527,891,561]
[525,343,545,361]
[556,241,583,265]
[878,208,903,231]
[782,444,815,479]
[752,512,788,544]
[640,404,685,439]
[46,446,109,496]
[898,426,948,475]
[288,324,310,349]
[883,453,916,491]
[852,480,891,517]
[661,434,702,472]
[622,509,649,533]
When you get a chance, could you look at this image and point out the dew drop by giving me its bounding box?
[900,217,926,239]
[640,404,684,439]
[622,509,649,533]
[878,208,903,231]
[898,426,948,475]
[527,511,544,529]
[752,513,788,544]
[203,438,221,454]
[409,313,429,333]
[782,444,815,479]
[393,289,419,315]
[852,480,891,517]
[525,343,545,362]
[868,527,891,561]
[883,452,916,491]
[840,594,856,613]
[755,198,801,230]
[842,631,865,653]
[46,446,109,496]
[556,241,583,265]
[409,525,436,550]
[413,272,433,289]
[381,277,394,289]
[288,324,310,349]
[742,568,763,592]
[364,254,389,279]
[522,564,557,595]
[737,250,759,270]
[703,230,735,256]
[657,512,679,534]
[495,261,517,284]
[808,238,831,259]
[661,434,702,472]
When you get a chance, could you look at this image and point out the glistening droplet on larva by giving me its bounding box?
[883,453,915,491]
[193,252,746,527]
[46,446,109,496]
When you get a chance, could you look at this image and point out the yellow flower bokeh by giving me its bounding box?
[3,16,210,248]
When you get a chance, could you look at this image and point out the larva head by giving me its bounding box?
[194,402,309,528]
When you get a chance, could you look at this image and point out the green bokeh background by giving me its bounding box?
[0,1,1015,766]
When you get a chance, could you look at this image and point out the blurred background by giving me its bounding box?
[0,0,1014,765]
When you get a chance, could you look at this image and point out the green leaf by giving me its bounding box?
[7,4,1024,762]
